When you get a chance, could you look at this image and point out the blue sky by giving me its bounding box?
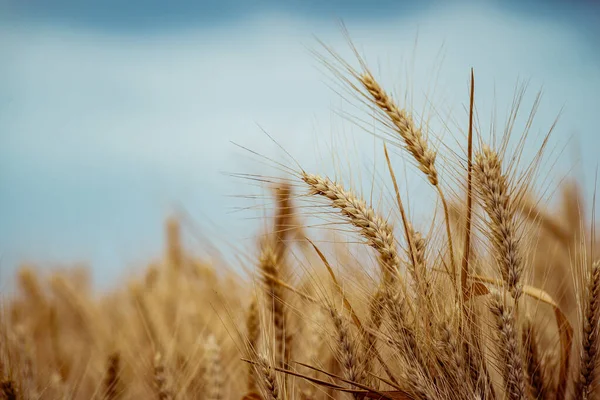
[1,0,599,287]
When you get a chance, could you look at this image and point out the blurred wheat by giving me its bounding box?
[1,39,598,400]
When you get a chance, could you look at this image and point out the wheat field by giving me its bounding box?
[1,38,599,400]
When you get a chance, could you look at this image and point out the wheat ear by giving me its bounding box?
[363,287,384,388]
[257,355,280,400]
[575,260,600,399]
[359,73,457,286]
[204,335,223,400]
[489,291,526,400]
[329,307,364,398]
[301,172,405,292]
[474,146,523,302]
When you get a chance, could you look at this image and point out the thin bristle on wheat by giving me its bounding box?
[489,291,526,400]
[474,146,524,302]
[576,260,600,399]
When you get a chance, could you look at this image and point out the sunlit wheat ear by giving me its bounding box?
[153,352,173,400]
[358,73,438,186]
[474,146,524,302]
[204,335,223,400]
[257,355,281,400]
[300,172,404,291]
[405,227,433,314]
[328,307,364,398]
[489,290,526,400]
[0,380,17,400]
[575,260,600,400]
[358,72,458,281]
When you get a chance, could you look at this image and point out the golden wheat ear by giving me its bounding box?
[574,260,600,400]
[256,355,281,400]
[204,335,224,400]
[488,290,527,400]
[358,72,457,289]
[300,172,405,293]
[474,146,524,303]
[328,306,365,399]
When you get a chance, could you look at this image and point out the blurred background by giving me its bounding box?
[1,0,599,288]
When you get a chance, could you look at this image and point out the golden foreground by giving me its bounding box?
[1,44,599,400]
